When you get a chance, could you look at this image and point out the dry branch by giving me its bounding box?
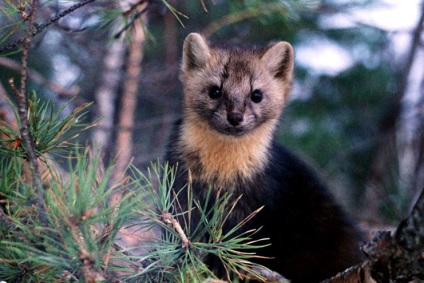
[114,1,150,39]
[251,266,289,283]
[0,57,78,97]
[362,187,424,281]
[0,0,96,53]
[326,187,424,282]
[0,208,16,232]
[201,3,286,38]
[321,261,375,283]
[161,211,190,248]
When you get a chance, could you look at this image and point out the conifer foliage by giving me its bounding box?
[0,95,269,282]
[0,1,272,282]
[2,0,424,282]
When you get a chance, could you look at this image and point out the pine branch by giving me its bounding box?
[0,57,78,97]
[7,0,47,226]
[321,261,373,283]
[322,188,424,282]
[199,0,214,12]
[0,207,16,231]
[161,210,190,248]
[251,266,289,283]
[0,0,96,54]
[114,2,150,39]
[61,211,108,282]
[9,78,47,227]
[202,3,286,38]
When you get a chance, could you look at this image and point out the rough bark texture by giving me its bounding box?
[362,188,424,282]
[322,261,375,283]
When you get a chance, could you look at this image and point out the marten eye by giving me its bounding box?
[251,89,263,103]
[208,86,222,100]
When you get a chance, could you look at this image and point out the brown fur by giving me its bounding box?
[179,33,294,188]
[179,118,274,188]
[165,34,363,282]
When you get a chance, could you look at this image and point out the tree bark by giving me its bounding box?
[92,37,125,160]
[149,0,178,159]
[323,185,424,282]
[363,187,424,281]
[111,5,147,184]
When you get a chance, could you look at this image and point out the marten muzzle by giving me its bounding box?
[227,111,243,126]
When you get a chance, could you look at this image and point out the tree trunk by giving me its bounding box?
[149,0,178,160]
[396,2,424,211]
[92,36,125,162]
[362,3,424,222]
[111,6,147,184]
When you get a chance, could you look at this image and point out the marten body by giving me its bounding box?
[165,33,362,282]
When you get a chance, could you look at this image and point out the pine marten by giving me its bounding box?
[165,33,363,282]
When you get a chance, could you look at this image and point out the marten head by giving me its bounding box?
[180,33,294,137]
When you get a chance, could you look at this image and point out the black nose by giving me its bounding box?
[227,112,243,126]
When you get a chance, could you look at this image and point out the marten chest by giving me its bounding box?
[179,120,272,190]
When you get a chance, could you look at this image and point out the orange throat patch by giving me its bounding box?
[179,119,275,189]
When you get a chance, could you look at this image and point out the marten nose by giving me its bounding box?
[227,112,243,126]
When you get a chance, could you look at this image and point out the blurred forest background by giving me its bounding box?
[1,0,424,229]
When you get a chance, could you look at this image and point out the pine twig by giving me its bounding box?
[122,0,146,17]
[114,1,150,39]
[200,0,212,12]
[251,266,289,283]
[32,0,96,34]
[0,0,96,54]
[67,216,106,282]
[321,261,373,283]
[201,3,286,38]
[9,78,47,227]
[9,0,47,227]
[0,207,16,231]
[161,211,190,248]
[0,203,39,248]
[0,57,78,97]
[48,183,107,282]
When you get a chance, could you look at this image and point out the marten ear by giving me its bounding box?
[260,41,294,83]
[182,33,210,72]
